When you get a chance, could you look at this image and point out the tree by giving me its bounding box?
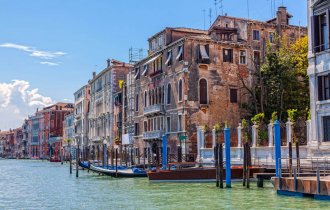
[244,36,309,121]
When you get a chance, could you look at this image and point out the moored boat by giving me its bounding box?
[147,165,266,182]
[89,164,147,178]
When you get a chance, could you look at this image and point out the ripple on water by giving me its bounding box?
[0,160,329,210]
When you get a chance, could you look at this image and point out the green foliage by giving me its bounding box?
[202,124,210,133]
[214,123,221,133]
[241,119,247,129]
[271,111,278,123]
[246,36,309,121]
[251,113,264,125]
[287,109,297,123]
[307,109,311,120]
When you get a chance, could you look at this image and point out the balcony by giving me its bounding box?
[48,136,61,144]
[143,104,164,116]
[142,130,164,140]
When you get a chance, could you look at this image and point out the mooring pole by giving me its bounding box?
[219,143,224,189]
[76,145,79,178]
[115,148,118,178]
[224,127,231,188]
[162,135,167,169]
[247,143,251,189]
[296,141,300,175]
[69,145,72,174]
[215,143,219,187]
[289,141,293,177]
[243,143,246,186]
[274,120,281,178]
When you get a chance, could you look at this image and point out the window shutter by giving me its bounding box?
[318,76,323,101]
[312,15,320,52]
[328,73,330,99]
[328,10,330,50]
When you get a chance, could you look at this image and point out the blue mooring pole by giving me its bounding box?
[162,135,167,169]
[274,120,281,177]
[103,143,107,169]
[224,127,231,188]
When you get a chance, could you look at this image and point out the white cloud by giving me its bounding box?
[0,80,54,130]
[40,61,59,66]
[0,43,66,60]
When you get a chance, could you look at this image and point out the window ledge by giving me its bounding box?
[316,100,330,105]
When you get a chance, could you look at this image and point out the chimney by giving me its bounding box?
[107,59,111,67]
[277,6,290,25]
[92,72,96,79]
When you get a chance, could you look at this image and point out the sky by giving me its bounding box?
[0,0,308,130]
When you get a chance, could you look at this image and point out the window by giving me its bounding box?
[176,45,183,61]
[318,74,330,101]
[134,123,139,136]
[151,39,156,50]
[239,50,246,64]
[142,65,148,76]
[269,32,275,43]
[166,117,171,133]
[253,51,261,68]
[253,30,260,40]
[223,49,233,63]
[134,67,140,80]
[165,50,172,66]
[144,91,147,107]
[230,89,238,103]
[135,94,139,111]
[199,79,208,105]
[323,116,330,142]
[178,115,182,131]
[198,44,210,63]
[178,79,183,102]
[158,35,163,47]
[167,84,171,105]
[312,13,329,52]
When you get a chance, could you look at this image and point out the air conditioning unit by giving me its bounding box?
[184,61,189,66]
[184,95,188,101]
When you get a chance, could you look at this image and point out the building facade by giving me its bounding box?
[132,7,306,161]
[73,84,90,157]
[308,0,330,148]
[88,59,131,156]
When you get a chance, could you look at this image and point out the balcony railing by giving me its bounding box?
[142,130,164,140]
[143,104,164,116]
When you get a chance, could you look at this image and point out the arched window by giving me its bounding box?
[178,79,183,102]
[158,87,162,104]
[199,78,208,104]
[144,91,147,107]
[135,94,139,111]
[167,83,171,104]
[152,90,155,105]
[155,89,158,104]
[149,90,151,106]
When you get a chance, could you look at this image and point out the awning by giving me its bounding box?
[200,45,209,59]
[144,54,161,65]
[176,45,183,60]
[142,65,148,76]
[165,51,172,65]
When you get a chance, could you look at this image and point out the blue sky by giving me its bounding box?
[0,0,307,130]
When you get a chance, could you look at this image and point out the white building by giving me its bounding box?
[308,0,330,151]
[88,59,130,149]
[73,84,90,152]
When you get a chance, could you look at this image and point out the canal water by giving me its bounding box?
[0,160,329,210]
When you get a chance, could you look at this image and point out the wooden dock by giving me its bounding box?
[273,175,330,200]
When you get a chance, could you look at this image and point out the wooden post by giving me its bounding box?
[137,148,141,165]
[293,168,297,191]
[106,148,109,169]
[125,146,128,167]
[115,148,118,178]
[131,147,134,166]
[69,145,72,174]
[317,169,320,194]
[243,143,246,186]
[247,143,251,189]
[76,145,79,178]
[111,147,114,168]
[143,147,146,170]
[178,146,182,163]
[296,141,300,175]
[215,144,219,187]
[289,142,293,177]
[219,143,224,189]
